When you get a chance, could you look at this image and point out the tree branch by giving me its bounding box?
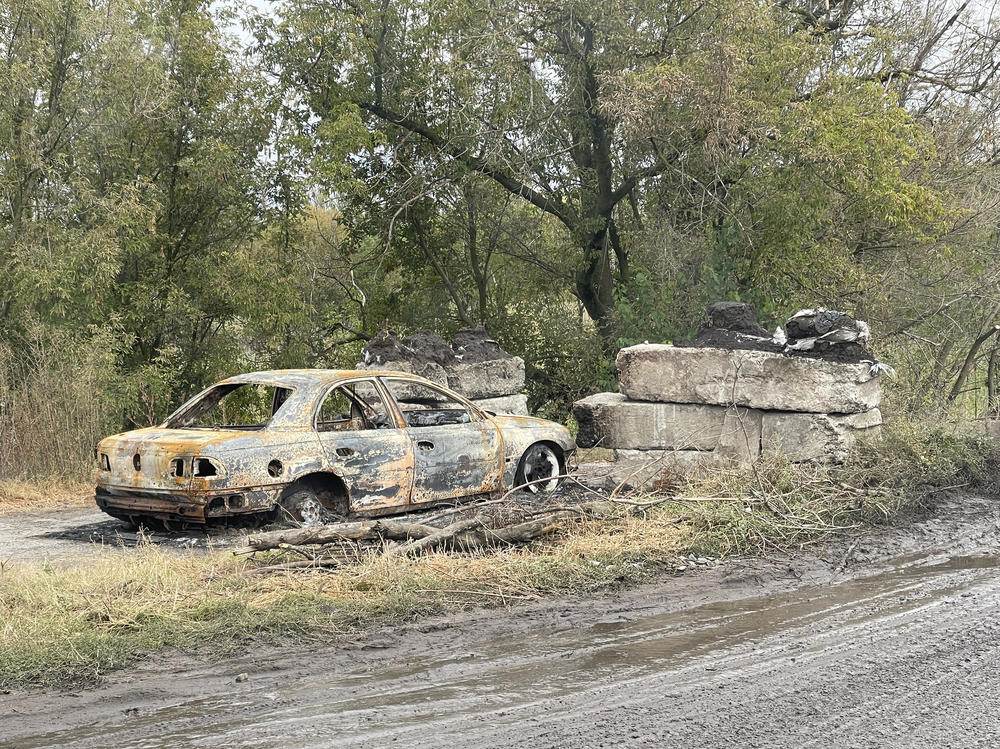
[358,102,577,232]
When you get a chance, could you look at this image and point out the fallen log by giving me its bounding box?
[233,519,436,555]
[489,511,580,543]
[387,516,484,557]
[246,558,341,574]
[234,500,620,558]
[433,510,597,552]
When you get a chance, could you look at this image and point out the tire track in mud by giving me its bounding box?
[8,554,1000,749]
[5,493,1000,748]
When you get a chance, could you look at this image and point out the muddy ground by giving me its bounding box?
[0,506,247,563]
[4,491,1000,747]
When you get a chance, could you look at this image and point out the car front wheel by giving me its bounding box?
[516,443,562,493]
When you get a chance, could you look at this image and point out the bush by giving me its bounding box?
[0,324,179,481]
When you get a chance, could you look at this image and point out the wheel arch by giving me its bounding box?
[280,471,351,513]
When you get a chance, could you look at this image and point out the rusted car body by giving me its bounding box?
[95,370,575,526]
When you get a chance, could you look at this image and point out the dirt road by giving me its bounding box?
[4,492,1000,748]
[0,506,250,564]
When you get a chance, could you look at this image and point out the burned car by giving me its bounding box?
[95,370,575,526]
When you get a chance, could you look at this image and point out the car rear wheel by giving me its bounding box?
[279,488,327,526]
[516,443,562,493]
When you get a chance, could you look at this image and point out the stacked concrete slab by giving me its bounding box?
[574,343,885,489]
[359,328,529,415]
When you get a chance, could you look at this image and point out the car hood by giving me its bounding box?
[487,414,575,451]
[487,414,556,430]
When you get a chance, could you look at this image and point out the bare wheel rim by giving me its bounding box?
[522,444,560,493]
[281,490,326,527]
[297,495,324,526]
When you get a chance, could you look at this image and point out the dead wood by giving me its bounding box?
[387,516,484,556]
[234,499,621,562]
[486,510,581,543]
[246,558,341,574]
[233,519,437,554]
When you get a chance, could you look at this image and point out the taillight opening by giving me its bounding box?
[194,458,219,477]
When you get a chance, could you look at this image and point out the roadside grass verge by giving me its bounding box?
[2,419,999,691]
[0,478,92,516]
[668,419,1000,556]
[0,514,688,691]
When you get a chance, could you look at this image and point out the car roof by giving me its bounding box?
[220,369,428,389]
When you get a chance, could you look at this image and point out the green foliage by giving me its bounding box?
[2,0,1000,479]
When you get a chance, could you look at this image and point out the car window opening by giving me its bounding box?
[383,379,472,428]
[317,381,394,432]
[167,383,294,429]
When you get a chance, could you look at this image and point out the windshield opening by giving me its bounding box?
[166,383,294,429]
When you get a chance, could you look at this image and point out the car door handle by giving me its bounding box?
[336,447,355,457]
[417,440,434,451]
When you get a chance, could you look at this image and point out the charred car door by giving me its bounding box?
[314,378,414,513]
[379,377,504,505]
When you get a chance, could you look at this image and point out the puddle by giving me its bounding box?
[12,554,1000,749]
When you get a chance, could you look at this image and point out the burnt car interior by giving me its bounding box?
[316,381,394,431]
[167,383,293,429]
[383,379,473,428]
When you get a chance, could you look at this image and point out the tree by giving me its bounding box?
[266,0,991,351]
[267,0,721,345]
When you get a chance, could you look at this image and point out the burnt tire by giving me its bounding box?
[515,443,562,493]
[278,488,327,527]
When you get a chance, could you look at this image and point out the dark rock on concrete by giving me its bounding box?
[400,330,456,365]
[452,327,513,363]
[699,301,770,337]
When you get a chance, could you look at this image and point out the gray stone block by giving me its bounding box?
[471,393,529,416]
[446,357,526,399]
[573,393,720,450]
[617,344,882,414]
[607,449,720,492]
[716,406,763,461]
[761,408,883,463]
[572,392,762,457]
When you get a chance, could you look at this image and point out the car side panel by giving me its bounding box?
[316,429,414,511]
[408,421,504,504]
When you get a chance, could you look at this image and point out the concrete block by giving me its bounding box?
[572,392,762,458]
[761,408,883,463]
[607,449,721,492]
[574,393,723,450]
[446,357,525,399]
[716,407,763,461]
[617,344,882,414]
[471,393,529,416]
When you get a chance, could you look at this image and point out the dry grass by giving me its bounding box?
[0,478,93,516]
[575,446,615,464]
[644,418,1000,557]
[0,512,688,690]
[3,418,997,692]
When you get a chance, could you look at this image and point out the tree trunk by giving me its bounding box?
[949,323,1000,402]
[988,344,999,417]
[576,226,617,349]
